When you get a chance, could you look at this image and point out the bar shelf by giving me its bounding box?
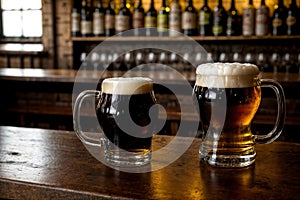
[71,35,300,42]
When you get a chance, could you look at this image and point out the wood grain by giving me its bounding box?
[0,126,299,199]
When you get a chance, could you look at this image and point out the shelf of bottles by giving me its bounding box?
[71,0,300,38]
[71,0,300,74]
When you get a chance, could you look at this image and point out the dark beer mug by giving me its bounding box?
[74,77,158,166]
[193,63,286,167]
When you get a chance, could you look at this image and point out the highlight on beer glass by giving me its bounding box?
[73,77,159,167]
[193,62,286,168]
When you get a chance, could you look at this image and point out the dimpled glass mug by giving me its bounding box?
[74,77,158,166]
[193,63,286,167]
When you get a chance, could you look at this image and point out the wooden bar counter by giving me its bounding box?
[0,126,299,199]
[1,68,300,140]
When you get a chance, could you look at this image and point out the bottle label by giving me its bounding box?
[212,25,223,35]
[255,8,269,36]
[243,8,255,35]
[182,12,196,29]
[169,9,181,32]
[133,12,144,28]
[272,18,283,27]
[213,10,224,35]
[145,16,157,28]
[199,11,210,25]
[157,14,168,32]
[93,12,105,35]
[226,16,235,35]
[81,20,92,35]
[105,14,115,29]
[286,15,297,26]
[115,15,130,32]
[71,12,80,32]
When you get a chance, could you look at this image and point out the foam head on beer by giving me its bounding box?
[196,62,260,88]
[102,77,153,95]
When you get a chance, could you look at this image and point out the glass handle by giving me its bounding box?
[254,79,286,144]
[73,90,101,146]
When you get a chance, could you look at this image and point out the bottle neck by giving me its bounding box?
[162,0,166,7]
[188,0,193,7]
[230,0,235,9]
[107,0,112,8]
[203,0,208,6]
[88,0,93,9]
[278,0,284,7]
[82,0,87,8]
[291,0,297,6]
[150,0,155,8]
[120,0,127,8]
[97,0,102,8]
[73,0,81,9]
[218,0,223,7]
[261,0,266,6]
[248,0,253,6]
[137,0,142,7]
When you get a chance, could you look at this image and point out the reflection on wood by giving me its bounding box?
[0,126,299,199]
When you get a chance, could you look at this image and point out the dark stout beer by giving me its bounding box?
[96,92,157,151]
[96,77,157,155]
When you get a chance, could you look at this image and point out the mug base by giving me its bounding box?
[200,152,256,168]
[105,149,151,167]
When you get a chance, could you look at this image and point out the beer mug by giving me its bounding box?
[193,63,286,167]
[73,77,158,166]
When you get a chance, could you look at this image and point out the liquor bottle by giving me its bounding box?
[157,0,169,36]
[93,0,105,36]
[212,0,227,36]
[255,0,269,36]
[71,0,81,37]
[169,0,181,36]
[182,0,197,36]
[115,0,132,35]
[272,0,288,36]
[286,0,300,35]
[80,0,93,37]
[145,0,157,36]
[199,0,212,36]
[133,0,145,36]
[242,0,255,36]
[105,0,115,36]
[226,0,241,36]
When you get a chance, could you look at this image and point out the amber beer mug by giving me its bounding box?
[74,77,158,166]
[193,63,286,167]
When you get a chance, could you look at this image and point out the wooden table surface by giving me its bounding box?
[0,126,299,200]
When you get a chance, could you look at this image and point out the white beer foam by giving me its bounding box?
[102,77,153,95]
[196,63,260,88]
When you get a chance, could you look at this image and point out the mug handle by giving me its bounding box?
[254,79,286,144]
[73,90,102,146]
